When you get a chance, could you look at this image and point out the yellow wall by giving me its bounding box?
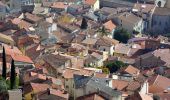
[25,91,33,100]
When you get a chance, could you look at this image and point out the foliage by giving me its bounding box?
[7,76,19,90]
[80,18,88,29]
[96,66,109,74]
[97,26,111,37]
[10,59,16,89]
[58,15,73,24]
[114,27,131,43]
[0,78,7,93]
[105,61,126,73]
[2,47,7,80]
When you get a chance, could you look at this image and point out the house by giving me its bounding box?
[0,33,15,45]
[135,51,166,69]
[153,49,170,67]
[82,37,97,49]
[128,37,160,50]
[41,1,53,14]
[120,65,140,77]
[73,74,122,100]
[0,44,34,71]
[103,20,117,38]
[62,68,94,97]
[114,43,131,57]
[84,52,104,67]
[35,21,52,40]
[50,2,68,13]
[83,0,100,11]
[76,93,105,100]
[21,71,47,85]
[67,4,90,15]
[24,82,51,100]
[95,36,119,55]
[94,7,118,21]
[132,3,156,32]
[151,7,170,34]
[37,89,69,100]
[115,12,144,34]
[68,43,88,56]
[148,75,170,94]
[57,22,79,34]
[100,0,134,8]
[11,18,33,30]
[43,54,71,76]
[126,91,153,100]
[0,1,7,21]
[24,12,43,24]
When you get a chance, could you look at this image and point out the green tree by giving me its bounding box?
[0,79,7,93]
[80,18,88,29]
[10,59,16,89]
[114,28,131,43]
[97,26,111,37]
[2,47,7,80]
[106,61,126,73]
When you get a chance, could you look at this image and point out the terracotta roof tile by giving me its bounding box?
[63,68,94,79]
[112,80,129,91]
[30,83,50,93]
[148,75,170,93]
[11,54,33,63]
[94,73,108,78]
[76,93,105,100]
[51,2,68,9]
[84,0,97,5]
[103,20,116,32]
[124,65,140,75]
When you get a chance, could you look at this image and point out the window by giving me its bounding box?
[103,48,105,51]
[66,85,69,88]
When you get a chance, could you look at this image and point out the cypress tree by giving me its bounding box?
[80,18,88,29]
[2,47,7,79]
[10,59,15,89]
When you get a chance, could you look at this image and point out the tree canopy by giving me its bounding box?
[97,26,111,37]
[105,61,126,73]
[2,47,7,80]
[114,28,131,43]
[10,59,16,89]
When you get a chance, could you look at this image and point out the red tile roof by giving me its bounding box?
[63,68,94,79]
[76,93,105,100]
[124,65,140,75]
[84,0,97,5]
[30,83,50,94]
[51,2,68,9]
[103,20,116,32]
[112,80,129,91]
[11,54,33,63]
[148,75,170,93]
